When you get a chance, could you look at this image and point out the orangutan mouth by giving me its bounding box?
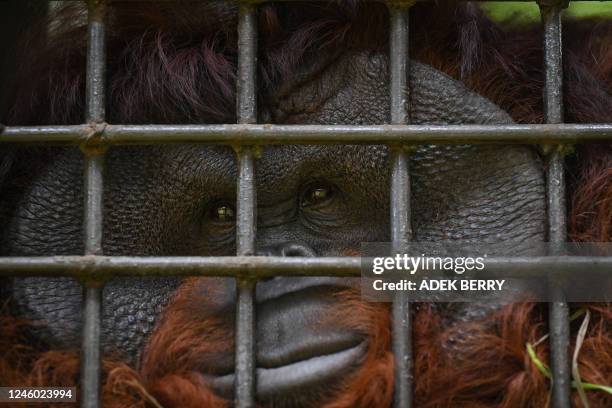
[209,341,367,398]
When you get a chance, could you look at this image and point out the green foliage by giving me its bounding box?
[483,1,612,23]
[526,309,612,404]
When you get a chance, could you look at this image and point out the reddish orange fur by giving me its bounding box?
[2,298,611,407]
[412,303,612,408]
[0,283,395,407]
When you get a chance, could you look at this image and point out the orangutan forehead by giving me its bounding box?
[265,51,513,127]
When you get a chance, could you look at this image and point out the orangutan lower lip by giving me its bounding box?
[209,342,367,398]
[256,277,358,303]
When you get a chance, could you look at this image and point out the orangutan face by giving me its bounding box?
[2,46,545,406]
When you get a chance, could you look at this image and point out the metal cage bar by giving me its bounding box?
[389,4,414,407]
[0,255,611,278]
[4,123,612,144]
[80,1,106,408]
[235,3,258,407]
[539,2,571,406]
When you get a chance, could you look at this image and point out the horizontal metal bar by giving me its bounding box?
[2,123,612,145]
[0,256,610,278]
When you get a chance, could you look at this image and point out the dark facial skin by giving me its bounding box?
[1,52,545,403]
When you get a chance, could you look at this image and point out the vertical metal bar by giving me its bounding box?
[235,277,256,407]
[539,2,571,407]
[234,3,258,408]
[84,154,105,255]
[541,4,564,127]
[236,4,258,126]
[390,151,413,408]
[548,148,570,408]
[81,284,102,408]
[235,149,257,407]
[389,4,413,408]
[389,8,409,126]
[81,1,106,408]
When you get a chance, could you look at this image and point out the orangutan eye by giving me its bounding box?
[208,203,235,222]
[301,183,334,208]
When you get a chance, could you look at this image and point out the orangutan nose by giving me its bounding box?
[257,242,317,257]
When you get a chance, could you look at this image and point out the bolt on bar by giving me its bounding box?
[389,2,414,407]
[538,1,571,406]
[80,1,107,407]
[234,3,258,407]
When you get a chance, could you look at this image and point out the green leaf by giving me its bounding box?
[526,342,552,379]
[577,383,612,395]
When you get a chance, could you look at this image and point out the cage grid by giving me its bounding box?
[1,1,611,408]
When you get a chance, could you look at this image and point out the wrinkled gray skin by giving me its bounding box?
[1,52,545,405]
